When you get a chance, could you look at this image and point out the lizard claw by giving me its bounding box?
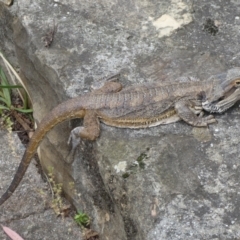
[66,127,84,164]
[196,115,217,126]
[203,114,217,124]
[68,126,84,151]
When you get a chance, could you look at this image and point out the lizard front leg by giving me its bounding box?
[91,73,122,93]
[175,99,216,127]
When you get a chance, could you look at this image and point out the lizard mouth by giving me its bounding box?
[203,87,239,113]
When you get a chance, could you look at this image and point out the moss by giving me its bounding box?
[122,172,130,178]
[137,148,149,169]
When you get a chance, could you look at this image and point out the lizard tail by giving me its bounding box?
[0,97,86,206]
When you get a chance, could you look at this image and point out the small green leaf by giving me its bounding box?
[74,211,90,227]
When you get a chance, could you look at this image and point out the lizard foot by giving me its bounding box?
[195,115,217,126]
[68,126,84,149]
[67,127,84,163]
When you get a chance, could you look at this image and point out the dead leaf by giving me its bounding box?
[1,225,24,240]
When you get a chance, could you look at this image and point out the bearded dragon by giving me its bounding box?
[1,68,240,205]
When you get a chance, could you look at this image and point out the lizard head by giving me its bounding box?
[202,68,240,113]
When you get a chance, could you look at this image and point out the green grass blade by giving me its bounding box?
[22,90,27,109]
[0,66,11,107]
[0,85,23,89]
[14,107,33,113]
[0,105,10,110]
[0,96,9,105]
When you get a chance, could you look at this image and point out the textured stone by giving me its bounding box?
[1,0,240,239]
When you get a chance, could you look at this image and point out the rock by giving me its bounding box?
[1,0,240,239]
[0,130,83,239]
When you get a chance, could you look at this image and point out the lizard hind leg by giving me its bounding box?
[67,110,100,163]
[67,75,121,163]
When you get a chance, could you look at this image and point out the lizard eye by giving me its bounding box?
[235,79,240,87]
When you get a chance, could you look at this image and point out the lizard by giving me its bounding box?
[1,68,240,206]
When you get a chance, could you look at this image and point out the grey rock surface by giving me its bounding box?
[0,130,82,239]
[1,0,240,239]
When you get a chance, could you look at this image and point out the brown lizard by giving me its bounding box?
[1,68,240,206]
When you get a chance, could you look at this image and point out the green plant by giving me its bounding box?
[74,211,90,227]
[0,65,32,115]
[0,63,33,153]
